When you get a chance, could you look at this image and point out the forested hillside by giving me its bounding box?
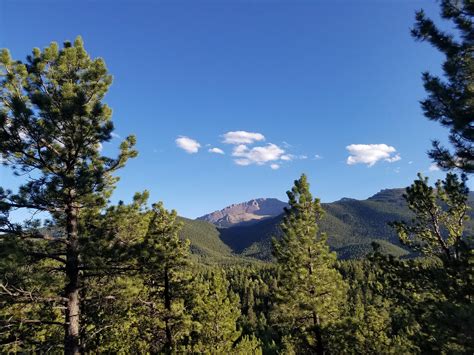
[208,189,474,260]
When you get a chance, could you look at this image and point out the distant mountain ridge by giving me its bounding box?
[196,198,288,228]
[182,188,474,261]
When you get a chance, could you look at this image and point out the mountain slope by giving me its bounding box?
[177,217,233,263]
[178,217,263,264]
[182,189,474,261]
[214,189,474,260]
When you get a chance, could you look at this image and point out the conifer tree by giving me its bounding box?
[272,174,347,354]
[391,173,470,263]
[0,37,137,353]
[191,270,255,353]
[133,202,194,353]
[389,173,473,351]
[412,0,474,172]
[79,192,152,352]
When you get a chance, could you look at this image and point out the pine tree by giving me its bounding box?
[272,174,347,354]
[391,173,470,263]
[0,37,137,353]
[133,202,194,353]
[191,270,244,353]
[79,192,152,353]
[389,173,473,351]
[412,0,474,172]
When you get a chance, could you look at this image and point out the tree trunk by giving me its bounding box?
[308,246,325,355]
[164,267,172,353]
[312,311,325,355]
[64,204,81,355]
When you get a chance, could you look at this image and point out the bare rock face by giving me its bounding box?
[197,198,287,228]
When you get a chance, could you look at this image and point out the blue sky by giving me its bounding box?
[0,0,461,218]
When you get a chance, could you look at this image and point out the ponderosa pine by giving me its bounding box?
[272,174,347,354]
[412,0,474,172]
[0,37,137,353]
[133,202,194,353]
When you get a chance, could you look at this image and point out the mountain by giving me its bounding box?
[184,188,474,261]
[196,198,288,228]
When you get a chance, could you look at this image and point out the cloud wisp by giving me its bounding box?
[346,144,401,167]
[208,147,225,155]
[176,136,201,154]
[222,131,265,145]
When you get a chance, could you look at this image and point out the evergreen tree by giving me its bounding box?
[389,173,474,351]
[332,259,417,354]
[391,173,470,263]
[412,0,474,172]
[133,202,194,353]
[191,270,246,353]
[0,37,137,353]
[79,192,152,353]
[272,174,347,354]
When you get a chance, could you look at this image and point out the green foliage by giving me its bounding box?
[132,202,194,353]
[0,37,137,353]
[391,173,471,262]
[331,259,418,354]
[272,174,347,354]
[387,172,474,352]
[178,217,234,263]
[190,270,243,353]
[368,252,474,353]
[412,0,474,172]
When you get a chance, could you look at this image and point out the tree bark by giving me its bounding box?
[312,311,325,355]
[64,203,81,355]
[164,267,172,353]
[308,245,325,355]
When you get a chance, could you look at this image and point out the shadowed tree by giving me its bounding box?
[133,202,194,353]
[412,0,474,172]
[0,37,137,353]
[389,173,473,351]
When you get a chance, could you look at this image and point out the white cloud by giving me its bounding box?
[111,132,121,139]
[270,163,280,170]
[385,154,401,163]
[208,147,225,155]
[281,154,307,161]
[429,163,440,171]
[232,143,285,166]
[408,161,413,165]
[313,154,322,160]
[234,158,251,166]
[176,136,201,154]
[222,131,265,145]
[346,144,401,167]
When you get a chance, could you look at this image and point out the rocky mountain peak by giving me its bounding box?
[196,198,287,228]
